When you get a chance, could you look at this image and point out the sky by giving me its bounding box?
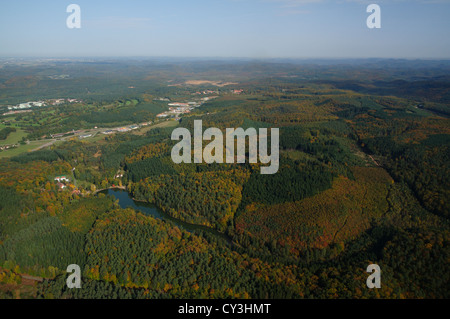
[0,0,449,59]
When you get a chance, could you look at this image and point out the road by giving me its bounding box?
[30,120,164,152]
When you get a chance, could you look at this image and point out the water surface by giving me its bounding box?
[101,188,232,244]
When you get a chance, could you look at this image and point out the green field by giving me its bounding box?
[0,127,27,146]
[82,133,108,143]
[133,119,179,135]
[0,140,51,158]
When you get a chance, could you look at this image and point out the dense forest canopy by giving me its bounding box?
[0,59,449,299]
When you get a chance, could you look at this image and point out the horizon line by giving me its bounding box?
[2,56,450,61]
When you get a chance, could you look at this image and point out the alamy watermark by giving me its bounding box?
[66,4,380,30]
[66,264,81,288]
[171,120,280,174]
[366,264,381,288]
[66,4,81,29]
[367,4,381,29]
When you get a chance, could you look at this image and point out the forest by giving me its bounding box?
[0,59,449,299]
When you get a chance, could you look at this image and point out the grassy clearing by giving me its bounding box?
[133,120,179,135]
[0,140,50,158]
[83,133,108,143]
[0,128,27,146]
[282,150,317,162]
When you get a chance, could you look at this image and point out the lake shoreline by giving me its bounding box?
[93,186,126,195]
[100,188,234,246]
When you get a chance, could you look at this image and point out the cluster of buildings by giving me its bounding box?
[54,175,70,189]
[47,98,80,106]
[101,123,144,135]
[7,101,45,110]
[157,103,191,118]
[190,89,243,95]
[0,144,18,152]
[51,129,83,139]
[116,125,139,133]
[192,90,219,95]
[156,97,218,119]
[157,103,194,118]
[5,98,81,112]
[54,175,80,195]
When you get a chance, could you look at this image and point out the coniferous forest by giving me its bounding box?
[0,58,449,300]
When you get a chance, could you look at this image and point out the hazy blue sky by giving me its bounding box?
[0,0,449,58]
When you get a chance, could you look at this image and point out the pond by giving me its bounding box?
[100,188,232,244]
